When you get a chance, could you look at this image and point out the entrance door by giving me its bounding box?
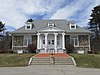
[47,35,55,53]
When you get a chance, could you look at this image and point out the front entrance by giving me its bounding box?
[37,33,65,53]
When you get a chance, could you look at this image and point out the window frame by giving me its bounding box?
[48,22,54,26]
[25,23,32,30]
[70,23,76,29]
[23,35,32,46]
[70,35,79,47]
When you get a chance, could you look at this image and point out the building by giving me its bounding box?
[12,19,92,53]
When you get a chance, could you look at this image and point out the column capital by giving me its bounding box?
[62,33,65,35]
[37,33,40,35]
[44,33,48,35]
[54,33,58,35]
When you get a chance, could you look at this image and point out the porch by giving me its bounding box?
[37,33,66,53]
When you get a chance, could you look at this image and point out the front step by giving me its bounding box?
[30,57,74,65]
[31,57,50,65]
[54,57,74,65]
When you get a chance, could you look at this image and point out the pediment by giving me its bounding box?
[37,26,65,32]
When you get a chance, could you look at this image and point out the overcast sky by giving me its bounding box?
[0,0,100,30]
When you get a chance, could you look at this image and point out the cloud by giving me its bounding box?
[50,0,100,26]
[0,0,68,29]
[0,0,100,30]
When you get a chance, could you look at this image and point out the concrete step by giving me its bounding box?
[54,58,74,65]
[30,57,74,65]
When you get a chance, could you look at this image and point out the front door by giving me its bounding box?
[47,35,55,53]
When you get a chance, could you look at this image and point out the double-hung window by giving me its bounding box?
[23,35,32,46]
[70,35,78,46]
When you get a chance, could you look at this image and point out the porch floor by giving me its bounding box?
[33,53,70,58]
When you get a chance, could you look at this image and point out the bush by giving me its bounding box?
[65,43,74,53]
[27,43,37,53]
[0,49,13,54]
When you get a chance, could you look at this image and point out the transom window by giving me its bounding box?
[70,35,78,46]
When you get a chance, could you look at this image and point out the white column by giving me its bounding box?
[62,33,65,50]
[44,33,48,53]
[39,36,41,49]
[54,33,58,53]
[37,33,40,49]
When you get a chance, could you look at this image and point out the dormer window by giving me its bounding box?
[70,22,76,29]
[25,22,32,30]
[48,22,54,26]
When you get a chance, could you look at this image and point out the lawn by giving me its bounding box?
[0,54,34,67]
[70,54,100,68]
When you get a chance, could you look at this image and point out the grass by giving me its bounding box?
[70,54,100,68]
[0,54,35,67]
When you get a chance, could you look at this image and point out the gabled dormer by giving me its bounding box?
[69,22,76,29]
[25,19,34,30]
[48,22,55,27]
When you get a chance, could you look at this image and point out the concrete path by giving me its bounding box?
[0,65,100,75]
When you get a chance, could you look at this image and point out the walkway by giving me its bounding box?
[33,53,70,58]
[0,65,100,75]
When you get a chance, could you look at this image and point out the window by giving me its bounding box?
[25,22,32,30]
[70,23,76,29]
[57,36,60,45]
[43,40,45,44]
[48,40,51,45]
[52,40,54,44]
[70,35,78,46]
[23,35,32,46]
[23,39,27,46]
[27,26,31,29]
[23,39,32,46]
[48,22,54,26]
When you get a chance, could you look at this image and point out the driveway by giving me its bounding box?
[0,65,100,75]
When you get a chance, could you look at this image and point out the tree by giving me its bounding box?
[0,21,5,32]
[88,5,100,39]
[0,21,6,49]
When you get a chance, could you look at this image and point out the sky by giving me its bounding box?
[0,0,100,31]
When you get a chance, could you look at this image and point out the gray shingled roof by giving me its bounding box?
[12,19,92,34]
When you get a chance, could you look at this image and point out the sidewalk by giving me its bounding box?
[0,65,100,75]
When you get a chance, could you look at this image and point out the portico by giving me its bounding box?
[37,32,65,53]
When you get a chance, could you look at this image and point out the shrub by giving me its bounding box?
[27,43,37,53]
[65,43,74,53]
[0,49,13,54]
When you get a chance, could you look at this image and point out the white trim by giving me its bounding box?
[54,33,58,53]
[70,23,76,29]
[25,22,32,30]
[48,22,54,26]
[12,46,27,47]
[70,56,76,66]
[70,35,79,47]
[44,33,48,53]
[62,33,65,49]
[37,33,40,49]
[28,57,33,65]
